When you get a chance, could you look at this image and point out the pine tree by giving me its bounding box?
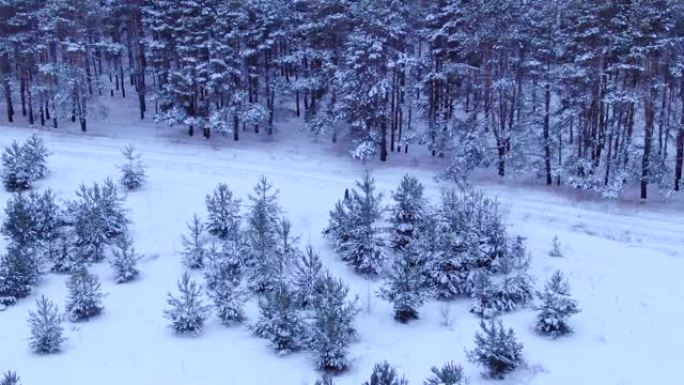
[323,199,354,253]
[23,134,49,180]
[245,177,282,293]
[118,145,146,190]
[205,183,241,240]
[27,295,64,354]
[380,240,432,323]
[470,273,534,319]
[1,371,20,385]
[534,271,580,337]
[466,319,524,379]
[253,281,305,353]
[110,233,141,283]
[0,245,40,307]
[389,175,427,250]
[309,272,359,372]
[204,244,245,325]
[165,272,210,335]
[68,180,128,262]
[65,268,104,322]
[363,361,408,385]
[424,362,467,385]
[181,214,207,269]
[49,229,83,274]
[327,171,385,276]
[292,245,323,308]
[1,193,37,247]
[1,141,30,191]
[2,190,61,248]
[28,189,62,249]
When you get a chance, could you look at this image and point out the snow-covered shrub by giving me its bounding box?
[362,361,408,385]
[181,214,207,269]
[534,271,580,337]
[28,295,64,354]
[110,233,140,283]
[466,319,523,379]
[205,183,241,240]
[118,145,146,190]
[308,272,359,372]
[165,272,210,336]
[424,362,467,385]
[253,281,306,353]
[65,268,104,322]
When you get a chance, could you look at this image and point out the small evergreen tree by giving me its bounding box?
[327,171,385,276]
[27,295,64,354]
[323,199,353,252]
[470,273,534,318]
[204,244,245,325]
[534,271,580,337]
[1,194,37,247]
[309,272,359,372]
[0,246,41,307]
[244,176,281,292]
[205,183,241,240]
[110,233,141,283]
[23,134,49,180]
[181,215,208,269]
[118,145,146,190]
[165,272,210,335]
[68,180,127,262]
[65,268,104,322]
[292,245,323,308]
[1,371,20,385]
[466,319,523,379]
[363,362,408,385]
[388,174,427,250]
[1,142,30,191]
[424,362,467,385]
[253,281,305,353]
[380,240,432,323]
[2,190,61,248]
[549,236,562,257]
[49,229,83,274]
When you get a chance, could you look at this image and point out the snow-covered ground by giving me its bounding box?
[1,109,683,385]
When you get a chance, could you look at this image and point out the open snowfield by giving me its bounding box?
[1,106,683,385]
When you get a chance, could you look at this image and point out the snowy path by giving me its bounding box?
[0,123,683,385]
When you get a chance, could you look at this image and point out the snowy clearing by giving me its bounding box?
[1,123,683,385]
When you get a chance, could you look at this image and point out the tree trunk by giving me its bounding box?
[543,83,552,185]
[641,91,655,200]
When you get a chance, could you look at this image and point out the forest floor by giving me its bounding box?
[0,97,683,385]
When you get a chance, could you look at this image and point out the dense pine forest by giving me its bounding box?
[1,0,684,199]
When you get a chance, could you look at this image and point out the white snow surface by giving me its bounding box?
[1,104,683,385]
